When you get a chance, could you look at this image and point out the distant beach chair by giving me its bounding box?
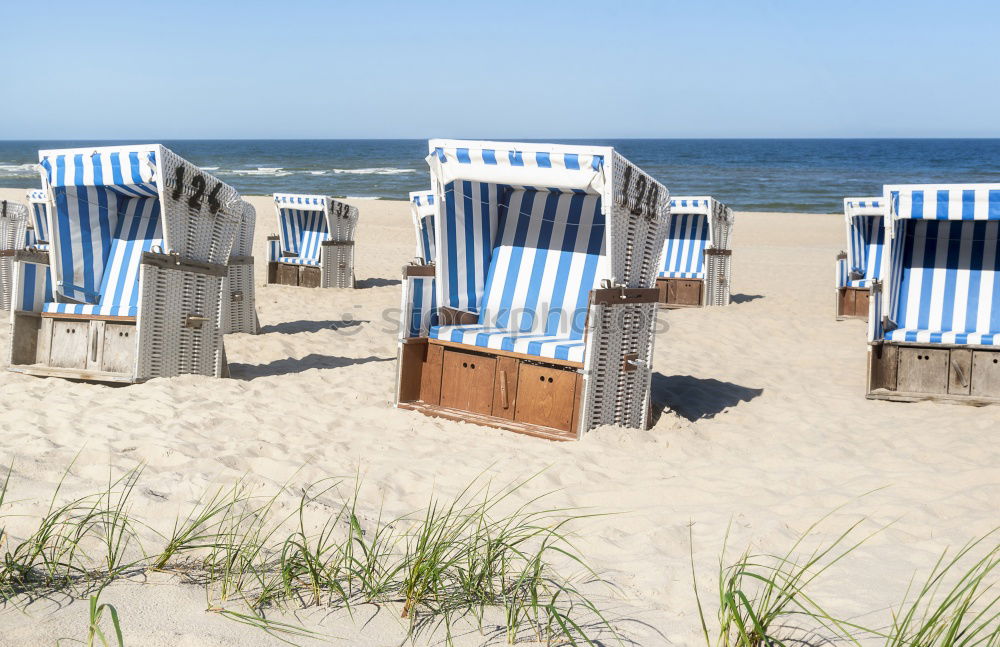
[223,200,259,334]
[836,197,884,320]
[0,200,31,311]
[267,194,359,288]
[409,190,435,264]
[867,184,1000,403]
[396,139,669,440]
[7,144,243,383]
[656,196,734,307]
[26,189,50,250]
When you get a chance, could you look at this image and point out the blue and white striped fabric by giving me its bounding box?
[410,191,436,263]
[273,193,329,266]
[433,146,603,173]
[39,148,161,318]
[403,276,438,338]
[27,189,49,248]
[881,186,1000,345]
[429,187,606,363]
[842,197,884,288]
[16,260,53,312]
[660,198,712,279]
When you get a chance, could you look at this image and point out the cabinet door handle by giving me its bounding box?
[91,327,100,362]
[499,370,509,409]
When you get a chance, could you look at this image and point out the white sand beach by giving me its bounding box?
[0,188,997,646]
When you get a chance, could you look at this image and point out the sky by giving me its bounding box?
[2,0,999,139]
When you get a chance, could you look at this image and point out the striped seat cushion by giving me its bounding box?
[43,302,137,318]
[278,208,328,264]
[430,325,586,363]
[889,220,1000,344]
[846,278,872,288]
[884,328,1000,345]
[429,187,605,363]
[660,213,709,279]
[276,255,321,266]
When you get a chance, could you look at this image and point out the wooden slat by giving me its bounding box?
[404,264,435,277]
[8,364,134,383]
[397,402,576,442]
[41,312,137,323]
[591,287,660,306]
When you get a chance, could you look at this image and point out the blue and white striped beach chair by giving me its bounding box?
[267,194,360,288]
[7,145,243,383]
[836,197,884,320]
[26,189,50,250]
[0,200,32,311]
[656,196,734,307]
[867,184,1000,403]
[397,139,670,440]
[409,190,436,264]
[223,200,259,334]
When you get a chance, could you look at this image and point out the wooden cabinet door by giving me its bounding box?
[676,280,703,306]
[896,347,949,394]
[440,349,496,415]
[514,363,578,432]
[102,323,137,374]
[276,263,299,286]
[49,320,88,368]
[971,351,1000,398]
[299,266,321,288]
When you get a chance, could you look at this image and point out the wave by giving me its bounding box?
[226,167,293,177]
[0,163,39,177]
[331,167,416,176]
[200,166,219,171]
[344,196,381,200]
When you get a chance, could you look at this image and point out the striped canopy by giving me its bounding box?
[273,193,329,266]
[881,184,1000,345]
[425,140,614,363]
[409,190,435,263]
[842,197,885,288]
[38,146,163,317]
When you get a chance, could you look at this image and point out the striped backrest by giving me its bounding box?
[409,190,436,263]
[661,198,712,278]
[96,199,162,311]
[844,197,884,280]
[27,189,49,244]
[885,185,1000,336]
[478,188,606,339]
[273,193,328,261]
[39,148,160,305]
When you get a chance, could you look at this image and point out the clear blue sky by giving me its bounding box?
[4,0,999,139]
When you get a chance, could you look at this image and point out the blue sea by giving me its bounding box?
[1,139,997,213]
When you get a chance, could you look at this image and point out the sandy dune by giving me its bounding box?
[0,188,997,645]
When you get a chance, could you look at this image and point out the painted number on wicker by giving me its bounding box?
[170,166,223,214]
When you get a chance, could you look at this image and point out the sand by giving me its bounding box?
[0,188,997,646]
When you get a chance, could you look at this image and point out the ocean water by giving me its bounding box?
[1,139,997,213]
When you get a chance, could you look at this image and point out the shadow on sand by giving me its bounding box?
[731,293,764,304]
[355,277,402,289]
[258,319,368,335]
[650,372,763,423]
[229,354,393,380]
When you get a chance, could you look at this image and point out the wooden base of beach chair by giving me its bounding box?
[656,278,704,308]
[267,262,322,288]
[8,311,138,383]
[836,287,869,320]
[867,342,1000,404]
[397,338,584,441]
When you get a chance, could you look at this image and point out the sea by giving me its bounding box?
[1,139,998,213]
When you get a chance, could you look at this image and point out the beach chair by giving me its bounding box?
[223,200,259,334]
[7,144,243,383]
[396,139,670,440]
[656,196,734,307]
[26,190,50,250]
[409,190,436,264]
[0,200,31,311]
[836,197,884,320]
[266,194,359,288]
[867,184,1000,403]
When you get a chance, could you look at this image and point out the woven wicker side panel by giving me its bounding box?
[321,244,356,289]
[609,153,670,288]
[328,200,359,242]
[158,147,242,264]
[136,264,224,380]
[705,253,733,306]
[233,202,256,257]
[0,204,29,310]
[581,301,657,433]
[224,263,257,334]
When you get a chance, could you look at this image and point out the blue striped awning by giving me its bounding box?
[433,145,603,172]
[40,149,158,197]
[274,193,326,210]
[889,186,1000,221]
